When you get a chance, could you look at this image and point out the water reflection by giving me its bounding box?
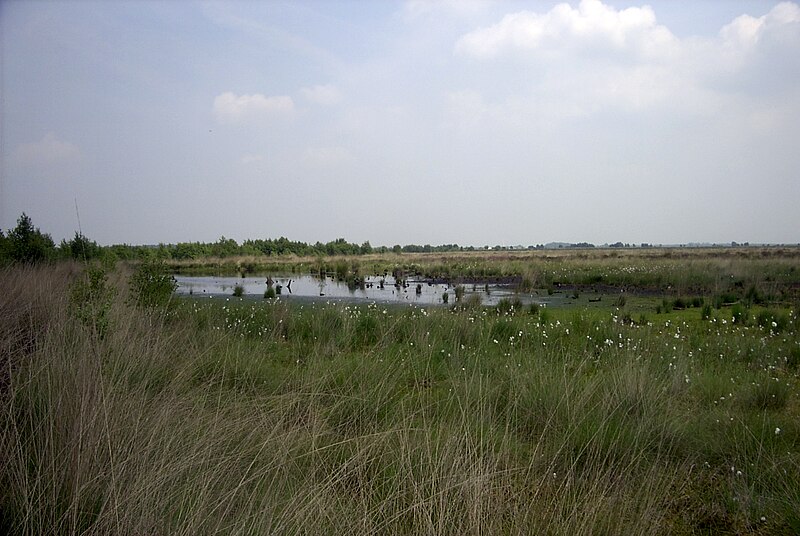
[174,274,558,307]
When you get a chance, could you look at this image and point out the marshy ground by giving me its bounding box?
[2,248,799,534]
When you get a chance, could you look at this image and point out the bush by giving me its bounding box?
[129,260,177,308]
[69,265,116,337]
[233,284,244,297]
[264,286,276,299]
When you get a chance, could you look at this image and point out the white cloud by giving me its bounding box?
[300,84,342,106]
[721,2,800,48]
[13,133,81,165]
[689,2,800,95]
[454,0,677,61]
[452,0,800,117]
[213,92,294,123]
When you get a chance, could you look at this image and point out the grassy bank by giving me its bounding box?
[166,246,800,301]
[2,261,799,534]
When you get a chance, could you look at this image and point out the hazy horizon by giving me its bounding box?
[2,0,799,247]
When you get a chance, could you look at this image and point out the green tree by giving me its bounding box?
[0,230,10,264]
[8,213,56,263]
[68,232,101,261]
[69,265,116,337]
[211,236,239,258]
[129,260,177,308]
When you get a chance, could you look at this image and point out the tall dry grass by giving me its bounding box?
[1,262,798,534]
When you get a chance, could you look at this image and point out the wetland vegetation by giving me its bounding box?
[1,228,799,534]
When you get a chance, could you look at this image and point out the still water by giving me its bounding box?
[174,274,561,307]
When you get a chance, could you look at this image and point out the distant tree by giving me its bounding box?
[211,236,239,258]
[360,241,373,255]
[0,230,10,264]
[68,232,101,260]
[8,213,56,263]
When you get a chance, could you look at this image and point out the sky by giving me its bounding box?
[1,0,799,247]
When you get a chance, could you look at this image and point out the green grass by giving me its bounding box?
[1,261,799,534]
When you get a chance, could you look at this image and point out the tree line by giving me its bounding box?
[0,213,474,265]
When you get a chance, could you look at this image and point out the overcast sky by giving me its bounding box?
[2,0,798,246]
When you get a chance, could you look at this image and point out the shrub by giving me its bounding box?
[129,260,177,308]
[264,286,276,299]
[233,284,244,297]
[69,265,116,337]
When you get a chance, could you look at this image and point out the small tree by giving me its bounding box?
[69,232,101,261]
[8,213,56,263]
[129,260,177,308]
[69,265,116,337]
